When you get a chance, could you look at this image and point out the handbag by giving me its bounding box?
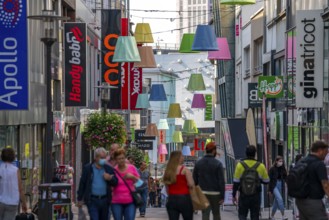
[190,185,210,211]
[115,169,144,207]
[15,213,35,220]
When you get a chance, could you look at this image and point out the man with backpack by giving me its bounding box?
[232,145,269,220]
[287,140,329,220]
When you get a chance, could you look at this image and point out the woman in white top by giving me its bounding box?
[0,148,27,220]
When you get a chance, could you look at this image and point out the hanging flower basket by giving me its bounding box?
[83,112,127,149]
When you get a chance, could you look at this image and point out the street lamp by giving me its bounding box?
[95,83,116,116]
[28,3,68,183]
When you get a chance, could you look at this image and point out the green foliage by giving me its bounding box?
[83,112,127,149]
[126,147,144,168]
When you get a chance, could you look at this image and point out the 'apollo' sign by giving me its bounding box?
[296,10,323,108]
[0,0,28,110]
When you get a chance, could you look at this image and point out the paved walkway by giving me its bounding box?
[72,205,294,220]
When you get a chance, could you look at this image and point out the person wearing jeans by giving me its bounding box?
[269,156,287,220]
[137,162,150,217]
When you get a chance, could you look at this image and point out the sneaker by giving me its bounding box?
[140,213,145,217]
[282,216,288,220]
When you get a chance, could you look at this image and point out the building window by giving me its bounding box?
[254,38,263,74]
[244,46,250,76]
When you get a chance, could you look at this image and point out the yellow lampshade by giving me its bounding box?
[182,119,198,134]
[220,0,256,5]
[187,74,206,91]
[134,46,156,68]
[167,103,182,118]
[144,123,159,136]
[134,23,154,43]
[172,131,183,143]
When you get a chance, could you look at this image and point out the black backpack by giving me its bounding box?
[287,159,313,198]
[240,161,261,195]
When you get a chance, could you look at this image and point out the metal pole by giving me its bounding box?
[41,39,56,183]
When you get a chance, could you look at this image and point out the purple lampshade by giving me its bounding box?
[191,94,206,108]
[158,144,168,155]
[208,38,231,60]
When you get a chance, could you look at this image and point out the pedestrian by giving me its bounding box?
[111,148,140,220]
[108,143,120,167]
[149,177,156,207]
[268,156,288,220]
[77,147,118,220]
[294,140,329,220]
[289,154,303,172]
[193,142,225,220]
[232,145,269,220]
[137,161,151,217]
[0,148,27,220]
[163,151,194,220]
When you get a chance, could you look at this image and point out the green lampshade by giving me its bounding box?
[220,0,256,5]
[187,74,206,91]
[112,36,141,62]
[179,33,199,53]
[172,131,183,143]
[182,119,198,134]
[157,119,169,130]
[167,103,182,118]
[135,93,150,109]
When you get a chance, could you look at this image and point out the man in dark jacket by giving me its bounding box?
[193,142,225,220]
[77,147,118,220]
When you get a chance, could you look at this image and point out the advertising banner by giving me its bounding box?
[258,76,284,98]
[296,10,323,108]
[101,9,121,109]
[0,0,28,110]
[64,23,87,107]
[248,83,262,107]
[121,63,142,110]
[204,94,214,121]
[287,31,296,99]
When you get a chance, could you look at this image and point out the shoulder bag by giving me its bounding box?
[114,169,144,207]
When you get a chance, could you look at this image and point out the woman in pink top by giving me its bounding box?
[111,148,140,220]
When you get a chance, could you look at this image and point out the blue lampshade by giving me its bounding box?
[157,119,169,130]
[135,93,150,109]
[149,84,167,101]
[192,25,219,51]
[182,146,191,156]
[112,36,141,62]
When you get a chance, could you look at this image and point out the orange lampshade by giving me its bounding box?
[134,46,156,68]
[144,123,159,136]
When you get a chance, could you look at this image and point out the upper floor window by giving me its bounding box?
[244,46,250,76]
[254,38,263,74]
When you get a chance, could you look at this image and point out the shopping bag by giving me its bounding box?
[190,185,210,210]
[15,213,35,220]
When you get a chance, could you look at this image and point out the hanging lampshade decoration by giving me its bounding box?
[208,38,232,60]
[134,46,157,68]
[149,84,167,101]
[182,146,191,156]
[158,144,168,155]
[172,131,183,143]
[157,119,169,130]
[192,25,218,51]
[182,119,198,134]
[135,93,150,109]
[179,33,199,53]
[167,103,182,118]
[187,74,206,91]
[134,23,154,44]
[220,0,256,5]
[144,123,159,136]
[191,94,206,108]
[112,36,141,62]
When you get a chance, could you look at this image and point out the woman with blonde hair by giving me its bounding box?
[163,151,194,220]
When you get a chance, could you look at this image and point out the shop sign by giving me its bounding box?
[204,94,214,121]
[101,9,122,109]
[258,76,284,98]
[64,23,87,106]
[135,129,156,141]
[296,10,323,108]
[248,83,262,107]
[121,63,142,110]
[0,0,28,110]
[135,141,153,150]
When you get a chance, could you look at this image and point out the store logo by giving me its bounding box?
[0,0,23,28]
[258,77,283,96]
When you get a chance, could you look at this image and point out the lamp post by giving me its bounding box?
[95,83,113,116]
[28,2,68,183]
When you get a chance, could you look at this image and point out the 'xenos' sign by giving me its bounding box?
[296,10,323,108]
[0,0,28,110]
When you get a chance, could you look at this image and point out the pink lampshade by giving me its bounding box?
[191,94,206,108]
[158,144,168,155]
[208,38,231,60]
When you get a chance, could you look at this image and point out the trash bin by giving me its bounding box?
[38,183,72,220]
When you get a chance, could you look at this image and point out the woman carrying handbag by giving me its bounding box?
[163,151,195,220]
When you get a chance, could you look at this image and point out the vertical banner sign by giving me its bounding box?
[102,10,122,109]
[204,94,214,121]
[296,10,323,108]
[121,18,129,109]
[287,31,296,99]
[64,23,87,107]
[0,0,28,110]
[130,66,142,110]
